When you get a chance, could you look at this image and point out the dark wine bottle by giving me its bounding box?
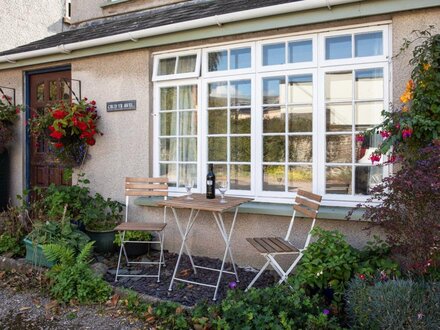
[206,164,216,199]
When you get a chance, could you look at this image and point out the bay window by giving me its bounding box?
[153,25,389,204]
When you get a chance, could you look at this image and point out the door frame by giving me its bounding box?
[24,65,71,191]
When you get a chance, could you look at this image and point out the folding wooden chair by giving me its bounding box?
[115,177,168,283]
[246,190,322,290]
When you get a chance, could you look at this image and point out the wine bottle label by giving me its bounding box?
[207,180,213,185]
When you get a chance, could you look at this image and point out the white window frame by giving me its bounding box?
[257,34,317,73]
[319,25,389,67]
[152,49,201,81]
[202,42,255,78]
[152,24,391,206]
[153,79,202,193]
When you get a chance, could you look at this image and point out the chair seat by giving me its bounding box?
[247,237,299,254]
[115,222,166,232]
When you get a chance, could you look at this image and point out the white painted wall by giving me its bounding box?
[0,0,66,52]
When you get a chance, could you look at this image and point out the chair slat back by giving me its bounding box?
[285,190,322,248]
[125,177,168,222]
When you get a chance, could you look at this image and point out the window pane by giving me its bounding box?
[325,35,352,60]
[288,74,313,104]
[208,109,227,134]
[179,164,198,188]
[326,135,352,163]
[288,165,312,192]
[288,106,313,132]
[180,138,197,161]
[49,81,57,100]
[208,137,227,161]
[263,165,285,191]
[208,51,227,71]
[177,55,197,73]
[263,43,285,66]
[160,163,176,187]
[230,48,251,69]
[180,111,197,136]
[355,68,383,100]
[356,133,381,163]
[230,80,251,106]
[37,83,44,101]
[212,164,227,182]
[326,104,353,132]
[288,136,312,162]
[208,82,227,107]
[230,108,251,134]
[160,87,177,110]
[355,102,382,131]
[231,137,250,162]
[288,40,312,63]
[158,57,176,75]
[160,138,177,161]
[230,165,251,190]
[61,80,71,100]
[160,112,177,136]
[326,166,352,194]
[179,85,197,109]
[263,106,285,133]
[325,72,352,101]
[263,77,285,104]
[355,32,383,57]
[355,166,383,195]
[263,136,285,162]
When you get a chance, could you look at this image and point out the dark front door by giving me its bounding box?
[29,70,72,188]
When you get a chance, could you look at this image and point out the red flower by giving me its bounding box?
[52,109,68,119]
[48,125,55,132]
[49,130,63,140]
[90,100,96,105]
[355,134,365,143]
[380,131,391,139]
[358,274,366,280]
[77,121,88,131]
[54,142,64,149]
[369,153,381,164]
[86,138,96,146]
[402,128,413,139]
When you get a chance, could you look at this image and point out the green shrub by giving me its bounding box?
[346,278,440,329]
[114,230,152,246]
[208,285,338,329]
[292,227,359,303]
[43,241,112,304]
[0,233,23,256]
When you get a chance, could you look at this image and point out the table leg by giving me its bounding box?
[171,207,198,272]
[212,207,240,300]
[168,207,199,292]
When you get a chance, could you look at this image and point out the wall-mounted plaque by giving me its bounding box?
[106,100,136,112]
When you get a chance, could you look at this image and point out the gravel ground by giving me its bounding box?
[0,287,147,330]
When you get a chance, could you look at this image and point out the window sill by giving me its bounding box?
[134,197,363,221]
[101,0,130,8]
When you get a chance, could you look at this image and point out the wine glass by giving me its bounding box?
[217,181,228,204]
[185,179,194,200]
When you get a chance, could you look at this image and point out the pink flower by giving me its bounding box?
[380,131,391,139]
[358,274,366,280]
[356,134,365,143]
[369,153,381,164]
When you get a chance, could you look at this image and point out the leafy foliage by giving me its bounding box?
[0,233,23,256]
[114,230,152,246]
[0,94,24,153]
[353,145,440,276]
[292,228,399,305]
[365,29,440,160]
[43,241,112,304]
[346,278,440,329]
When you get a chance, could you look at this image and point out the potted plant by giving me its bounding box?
[29,98,102,167]
[24,218,90,267]
[114,230,152,257]
[82,193,124,254]
[0,94,23,210]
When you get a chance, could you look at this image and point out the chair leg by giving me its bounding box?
[245,259,271,292]
[115,230,126,282]
[157,231,164,283]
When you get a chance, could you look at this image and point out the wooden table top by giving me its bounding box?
[157,193,253,213]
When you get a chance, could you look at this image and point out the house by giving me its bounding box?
[0,0,439,267]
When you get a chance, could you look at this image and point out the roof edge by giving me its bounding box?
[0,0,362,64]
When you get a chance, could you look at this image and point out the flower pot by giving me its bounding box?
[85,228,116,254]
[121,242,150,257]
[0,150,10,212]
[23,238,54,268]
